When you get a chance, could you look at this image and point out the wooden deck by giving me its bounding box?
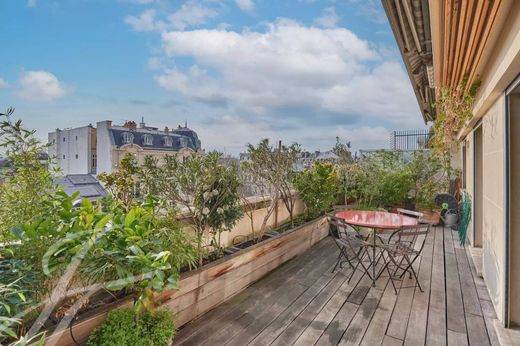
[174,227,500,345]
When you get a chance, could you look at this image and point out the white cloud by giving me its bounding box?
[27,0,37,7]
[18,71,67,101]
[125,9,163,32]
[168,1,219,30]
[235,0,254,12]
[0,78,8,89]
[155,19,420,126]
[313,7,339,28]
[125,1,219,32]
[146,57,165,70]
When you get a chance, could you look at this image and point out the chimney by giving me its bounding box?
[140,116,145,129]
[106,120,112,128]
[164,126,169,133]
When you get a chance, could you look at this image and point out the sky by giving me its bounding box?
[0,0,427,155]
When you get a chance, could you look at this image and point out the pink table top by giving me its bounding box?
[335,210,418,229]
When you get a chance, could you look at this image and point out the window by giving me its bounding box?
[121,132,134,144]
[92,154,97,168]
[63,137,66,142]
[163,136,173,147]
[179,137,188,148]
[62,154,66,159]
[52,139,56,144]
[75,136,78,141]
[142,134,153,146]
[75,154,78,159]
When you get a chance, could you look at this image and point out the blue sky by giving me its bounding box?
[0,0,425,154]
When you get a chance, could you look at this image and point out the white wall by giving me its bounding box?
[96,121,114,175]
[48,126,94,175]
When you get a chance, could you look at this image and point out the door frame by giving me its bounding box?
[504,73,520,327]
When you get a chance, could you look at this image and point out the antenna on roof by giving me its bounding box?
[140,116,145,129]
[185,120,187,128]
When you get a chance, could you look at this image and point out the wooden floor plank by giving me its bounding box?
[426,226,447,346]
[454,246,483,317]
[293,265,367,345]
[270,265,360,346]
[246,271,345,346]
[338,274,390,345]
[174,239,331,344]
[172,226,501,346]
[383,335,404,346]
[177,240,334,346]
[360,269,405,346]
[465,313,490,346]
[445,228,467,335]
[447,330,468,346]
[404,229,435,346]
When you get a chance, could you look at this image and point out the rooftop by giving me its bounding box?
[174,226,499,346]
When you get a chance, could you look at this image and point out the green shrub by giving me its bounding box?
[293,162,339,219]
[87,309,174,346]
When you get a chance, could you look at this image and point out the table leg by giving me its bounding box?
[372,230,376,286]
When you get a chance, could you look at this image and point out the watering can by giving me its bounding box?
[442,208,458,227]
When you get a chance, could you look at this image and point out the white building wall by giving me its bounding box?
[48,126,93,175]
[96,121,114,175]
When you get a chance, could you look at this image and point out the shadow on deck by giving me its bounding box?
[174,227,499,345]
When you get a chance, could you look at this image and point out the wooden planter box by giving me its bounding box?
[45,216,329,346]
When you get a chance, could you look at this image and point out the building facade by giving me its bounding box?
[49,119,202,176]
[384,0,520,330]
[48,125,97,175]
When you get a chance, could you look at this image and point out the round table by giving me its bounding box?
[335,210,418,286]
[335,210,418,229]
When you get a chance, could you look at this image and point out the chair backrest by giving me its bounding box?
[328,216,364,248]
[389,223,431,252]
[397,208,424,219]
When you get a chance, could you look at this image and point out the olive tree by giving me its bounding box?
[246,139,300,227]
[140,152,243,265]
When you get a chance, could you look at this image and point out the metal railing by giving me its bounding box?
[390,129,431,150]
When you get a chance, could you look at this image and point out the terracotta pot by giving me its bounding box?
[418,208,441,225]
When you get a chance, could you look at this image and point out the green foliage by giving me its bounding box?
[407,151,445,209]
[0,108,57,241]
[337,150,445,209]
[293,162,339,219]
[332,136,352,164]
[140,152,243,264]
[86,309,174,346]
[43,193,197,313]
[98,154,139,212]
[246,139,300,226]
[431,75,481,166]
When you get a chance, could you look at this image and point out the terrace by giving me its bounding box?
[3,0,520,345]
[174,226,499,346]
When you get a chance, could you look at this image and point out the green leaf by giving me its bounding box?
[94,213,112,230]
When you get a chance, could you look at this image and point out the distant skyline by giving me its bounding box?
[0,0,426,154]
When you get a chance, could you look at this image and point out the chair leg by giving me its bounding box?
[340,247,355,269]
[332,249,343,273]
[381,253,397,294]
[403,255,423,292]
[399,254,420,279]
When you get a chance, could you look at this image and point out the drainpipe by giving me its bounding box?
[504,90,511,327]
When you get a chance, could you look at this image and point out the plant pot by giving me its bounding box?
[418,208,441,225]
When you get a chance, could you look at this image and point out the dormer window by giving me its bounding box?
[121,132,134,144]
[142,134,153,146]
[179,137,188,148]
[163,136,173,147]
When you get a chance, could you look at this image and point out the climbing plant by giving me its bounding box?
[430,75,481,156]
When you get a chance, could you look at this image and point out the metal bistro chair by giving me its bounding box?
[397,208,424,220]
[380,223,431,293]
[328,216,373,283]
